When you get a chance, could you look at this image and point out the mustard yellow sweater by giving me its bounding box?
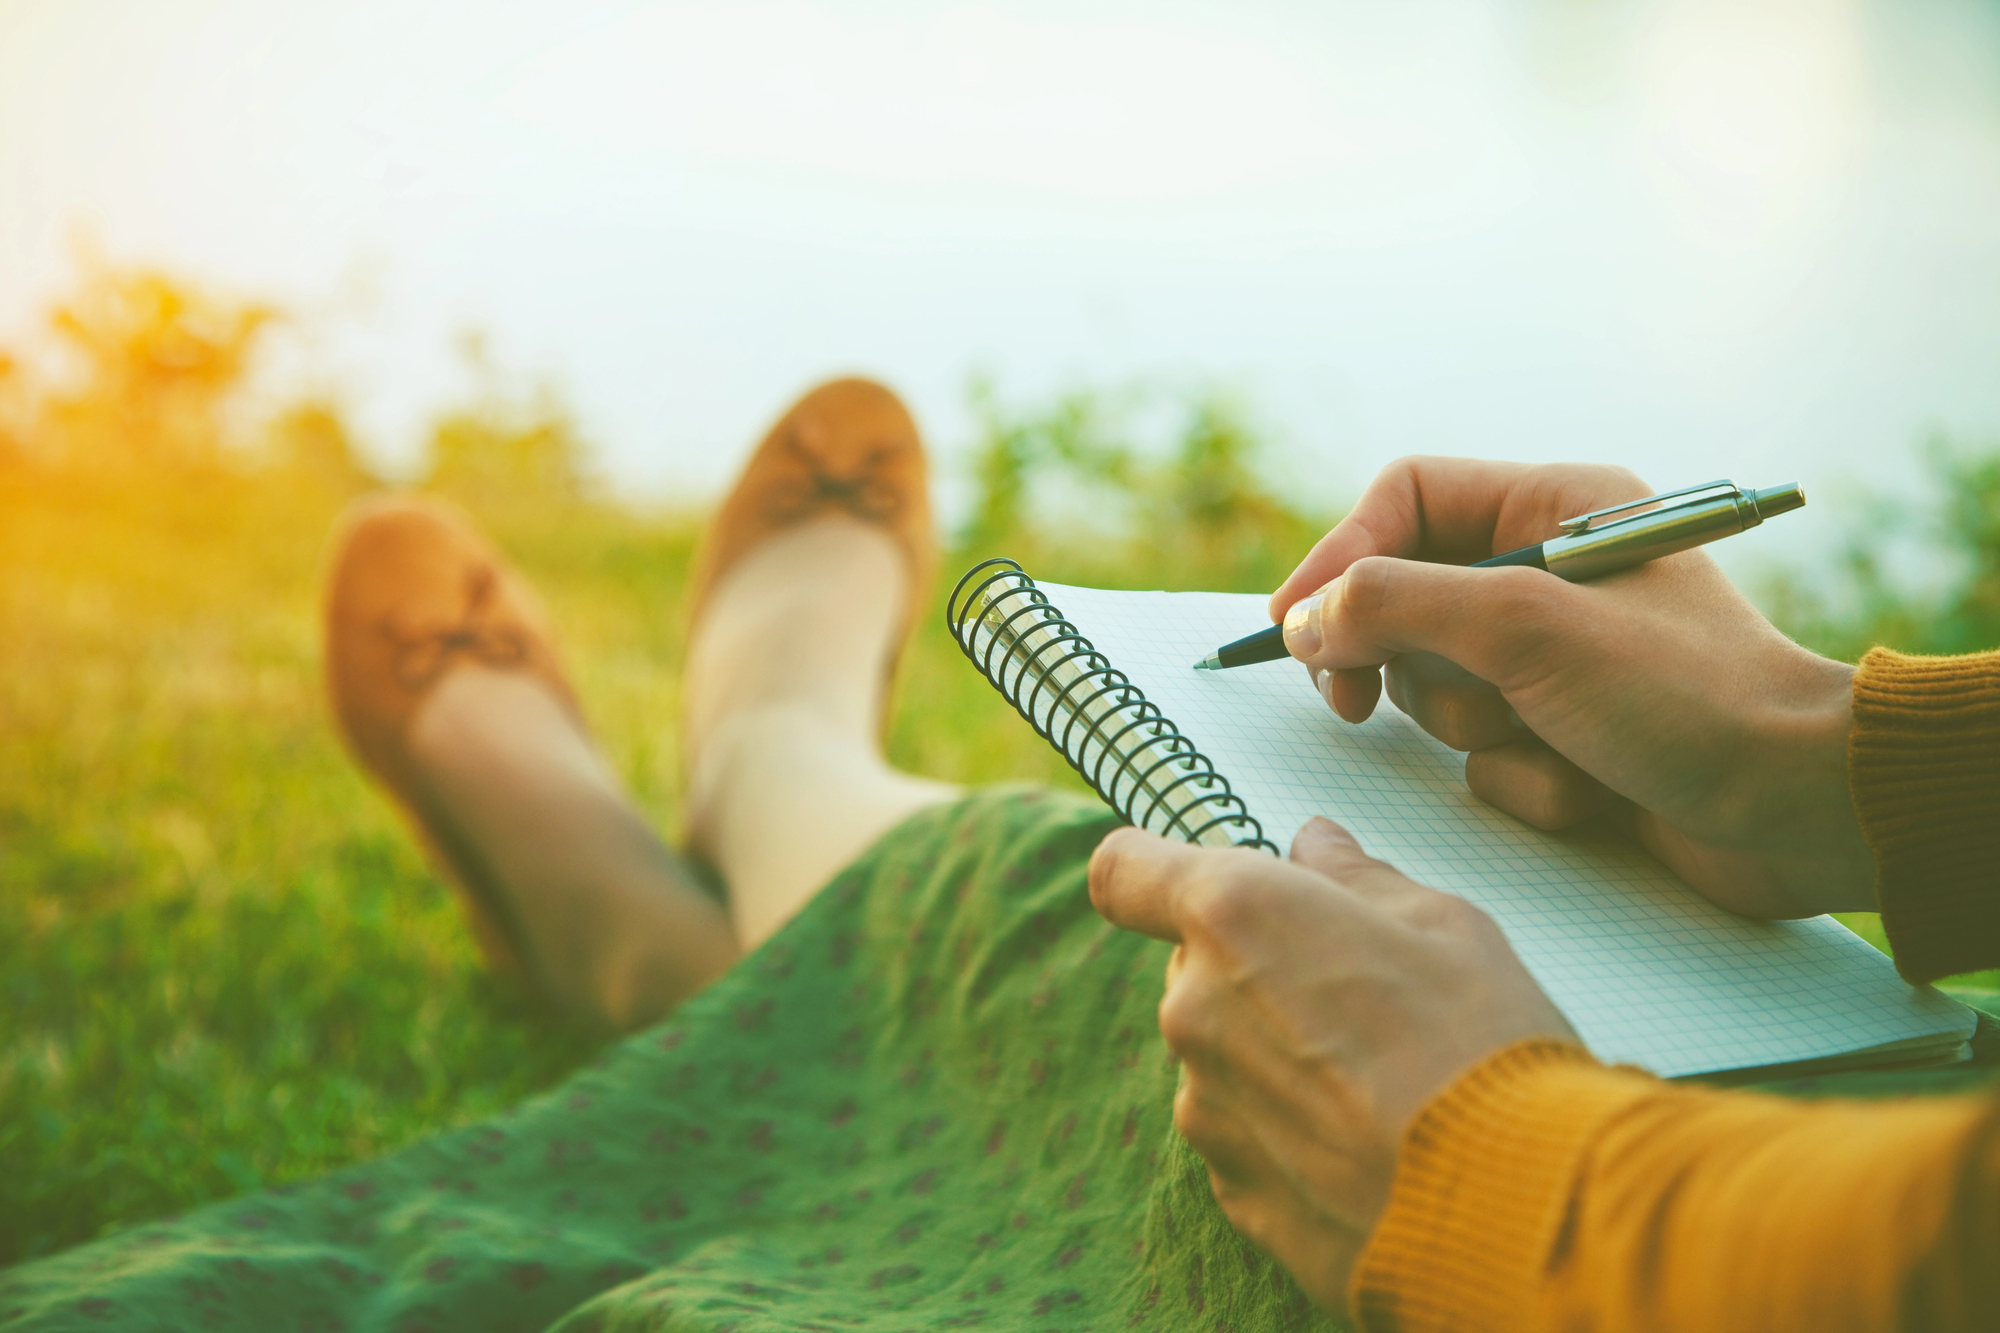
[1351,648,2000,1332]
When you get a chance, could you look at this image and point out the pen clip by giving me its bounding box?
[1557,480,1743,536]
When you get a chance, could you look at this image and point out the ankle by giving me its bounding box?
[681,516,906,787]
[682,701,832,860]
[407,666,738,1027]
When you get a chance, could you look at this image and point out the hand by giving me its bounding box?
[1089,816,1575,1313]
[1268,457,1874,919]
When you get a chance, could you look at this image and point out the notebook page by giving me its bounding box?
[1043,583,1974,1077]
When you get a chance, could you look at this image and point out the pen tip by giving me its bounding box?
[1192,654,1220,671]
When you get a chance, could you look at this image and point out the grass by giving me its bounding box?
[0,461,1983,1268]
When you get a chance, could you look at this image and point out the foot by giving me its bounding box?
[325,497,737,1030]
[682,381,959,948]
[685,378,937,676]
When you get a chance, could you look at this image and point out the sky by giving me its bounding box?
[4,0,2000,578]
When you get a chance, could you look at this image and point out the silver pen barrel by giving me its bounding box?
[1542,481,1805,582]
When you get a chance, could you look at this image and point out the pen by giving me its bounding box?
[1193,479,1807,671]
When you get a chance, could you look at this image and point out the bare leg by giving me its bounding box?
[683,515,961,949]
[408,666,740,1031]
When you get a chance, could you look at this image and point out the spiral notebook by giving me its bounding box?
[947,560,1976,1079]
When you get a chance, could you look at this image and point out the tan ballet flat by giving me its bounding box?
[323,494,583,980]
[684,377,938,727]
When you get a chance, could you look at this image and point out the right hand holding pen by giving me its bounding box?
[1268,457,1877,920]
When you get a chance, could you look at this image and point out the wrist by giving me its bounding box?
[1747,654,1877,912]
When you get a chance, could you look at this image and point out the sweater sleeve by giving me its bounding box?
[1351,1039,2000,1333]
[1849,647,2000,983]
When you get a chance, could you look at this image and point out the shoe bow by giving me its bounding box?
[381,564,530,692]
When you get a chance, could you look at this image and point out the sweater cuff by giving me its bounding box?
[1850,647,2000,983]
[1349,1038,1658,1333]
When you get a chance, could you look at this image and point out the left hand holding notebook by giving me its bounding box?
[1089,812,1575,1310]
[1267,458,1877,921]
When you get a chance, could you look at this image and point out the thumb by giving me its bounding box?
[1290,555,1580,692]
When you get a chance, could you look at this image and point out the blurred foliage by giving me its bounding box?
[34,265,275,470]
[420,332,595,510]
[955,375,1335,594]
[264,399,378,497]
[0,351,27,467]
[1761,432,2000,663]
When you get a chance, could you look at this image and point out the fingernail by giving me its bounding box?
[1315,667,1334,705]
[1284,593,1325,658]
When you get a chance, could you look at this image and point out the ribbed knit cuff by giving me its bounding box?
[1850,647,2000,984]
[1348,1038,1657,1333]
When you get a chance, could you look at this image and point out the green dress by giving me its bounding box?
[3,789,1996,1332]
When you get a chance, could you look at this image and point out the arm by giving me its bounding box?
[1090,820,2000,1332]
[1356,1041,2000,1333]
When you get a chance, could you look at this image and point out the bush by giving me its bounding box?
[38,266,275,471]
[1762,433,2000,661]
[954,377,1335,594]
[420,333,595,510]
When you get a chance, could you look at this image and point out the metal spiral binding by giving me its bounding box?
[946,558,1278,853]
